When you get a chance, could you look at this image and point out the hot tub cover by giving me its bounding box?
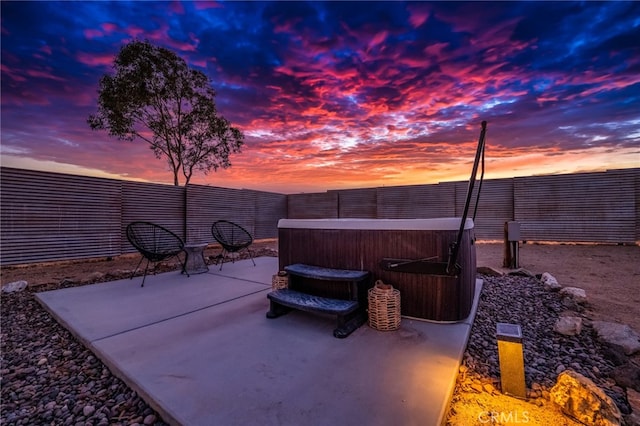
[278,217,474,231]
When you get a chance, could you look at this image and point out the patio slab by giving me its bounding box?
[36,257,482,426]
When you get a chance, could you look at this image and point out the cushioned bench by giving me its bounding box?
[266,263,370,338]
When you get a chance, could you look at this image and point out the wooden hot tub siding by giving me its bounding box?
[278,227,476,322]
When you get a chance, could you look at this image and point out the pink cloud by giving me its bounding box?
[1,64,28,83]
[25,69,66,82]
[407,5,430,28]
[76,51,115,67]
[83,28,103,39]
[123,25,147,40]
[367,30,388,51]
[193,1,223,11]
[134,22,198,52]
[169,1,185,14]
[102,22,119,33]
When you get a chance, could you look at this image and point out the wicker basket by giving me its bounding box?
[368,280,401,331]
[272,271,289,290]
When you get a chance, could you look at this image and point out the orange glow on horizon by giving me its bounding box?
[3,144,637,194]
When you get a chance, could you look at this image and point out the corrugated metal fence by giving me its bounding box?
[287,168,640,243]
[1,167,638,265]
[0,167,287,265]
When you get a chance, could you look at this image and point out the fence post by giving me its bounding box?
[503,222,512,268]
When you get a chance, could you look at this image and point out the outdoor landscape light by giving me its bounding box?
[496,322,526,399]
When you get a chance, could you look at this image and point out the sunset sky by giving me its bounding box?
[1,1,639,194]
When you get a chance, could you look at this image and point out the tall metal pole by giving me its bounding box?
[447,121,487,275]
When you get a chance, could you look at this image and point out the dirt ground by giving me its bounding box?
[0,239,279,289]
[475,241,640,334]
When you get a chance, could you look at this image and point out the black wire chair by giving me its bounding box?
[126,221,187,287]
[210,220,256,270]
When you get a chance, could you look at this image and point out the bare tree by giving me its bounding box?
[88,40,244,186]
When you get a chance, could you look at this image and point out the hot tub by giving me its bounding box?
[278,218,476,322]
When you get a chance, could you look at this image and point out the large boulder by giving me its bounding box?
[592,321,640,356]
[550,370,622,426]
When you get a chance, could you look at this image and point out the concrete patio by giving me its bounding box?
[36,256,482,426]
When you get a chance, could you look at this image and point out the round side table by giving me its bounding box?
[183,243,209,274]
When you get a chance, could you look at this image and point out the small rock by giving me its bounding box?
[602,346,629,366]
[1,280,28,293]
[562,297,580,310]
[470,383,483,393]
[628,388,640,414]
[625,412,640,426]
[554,316,583,336]
[83,405,95,417]
[559,286,588,304]
[37,357,48,366]
[86,272,105,282]
[508,268,536,277]
[611,363,640,392]
[541,272,562,291]
[143,414,157,425]
[477,266,503,276]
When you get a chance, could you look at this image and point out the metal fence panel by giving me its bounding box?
[1,167,122,264]
[332,188,377,218]
[251,189,287,240]
[287,192,338,219]
[455,178,514,240]
[514,170,638,243]
[377,183,455,219]
[121,181,185,253]
[185,185,252,244]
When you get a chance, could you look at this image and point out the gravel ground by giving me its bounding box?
[1,248,277,426]
[1,251,636,425]
[1,284,167,426]
[447,272,635,425]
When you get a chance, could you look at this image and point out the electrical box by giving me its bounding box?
[507,221,521,242]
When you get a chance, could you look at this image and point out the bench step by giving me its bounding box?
[284,263,369,281]
[267,289,359,316]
